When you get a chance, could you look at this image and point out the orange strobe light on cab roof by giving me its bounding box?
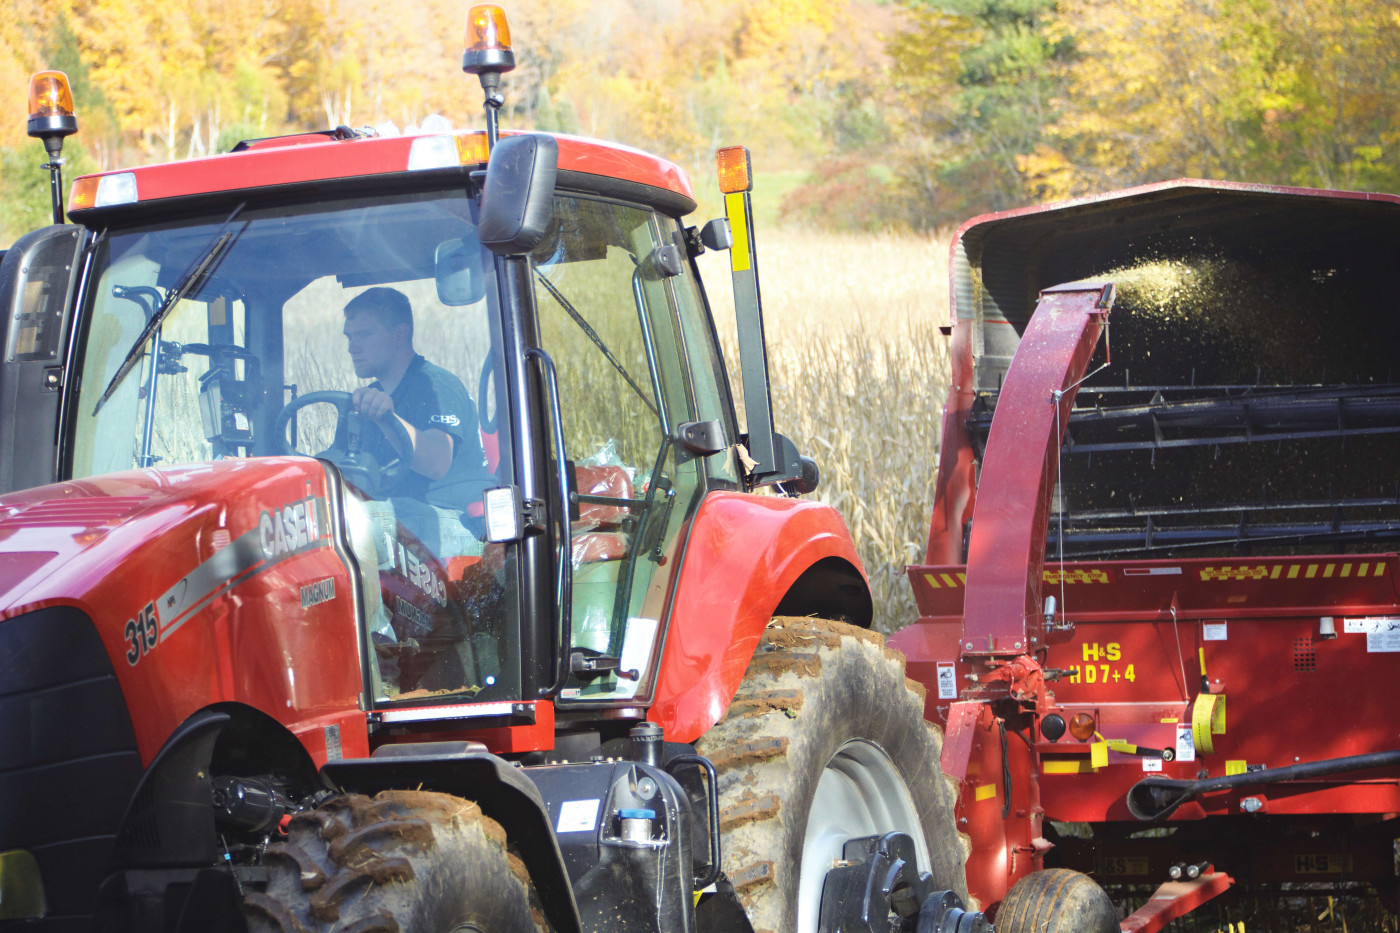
[462,5,515,150]
[28,71,77,153]
[29,71,78,224]
[463,5,515,73]
[716,145,752,194]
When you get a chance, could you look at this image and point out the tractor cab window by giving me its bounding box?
[68,189,520,705]
[532,196,710,703]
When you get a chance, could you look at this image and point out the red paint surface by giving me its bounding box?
[960,284,1111,655]
[893,550,1400,907]
[907,178,1400,921]
[0,459,370,767]
[912,555,1400,623]
[70,130,694,211]
[1120,872,1233,933]
[934,699,1046,910]
[926,315,977,566]
[648,490,866,744]
[0,469,863,770]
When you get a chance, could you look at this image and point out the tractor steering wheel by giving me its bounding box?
[273,390,412,498]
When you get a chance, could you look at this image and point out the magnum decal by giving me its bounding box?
[300,577,336,609]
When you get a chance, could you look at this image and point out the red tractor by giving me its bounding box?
[0,9,989,933]
[891,179,1400,931]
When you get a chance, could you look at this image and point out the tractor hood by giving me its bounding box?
[0,457,333,614]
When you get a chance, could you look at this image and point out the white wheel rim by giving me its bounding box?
[796,739,931,932]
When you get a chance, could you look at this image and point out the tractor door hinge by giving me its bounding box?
[522,496,548,533]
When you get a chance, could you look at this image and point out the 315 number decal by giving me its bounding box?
[124,601,159,666]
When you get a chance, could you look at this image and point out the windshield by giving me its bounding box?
[70,187,519,705]
[67,186,736,712]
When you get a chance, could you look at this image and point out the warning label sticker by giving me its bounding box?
[556,799,600,834]
[936,662,958,700]
[1343,616,1400,633]
[1175,723,1195,762]
[1202,622,1228,641]
[1344,617,1400,652]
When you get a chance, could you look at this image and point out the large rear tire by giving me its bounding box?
[243,790,550,933]
[695,617,968,933]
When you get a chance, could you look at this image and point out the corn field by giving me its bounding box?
[698,228,953,634]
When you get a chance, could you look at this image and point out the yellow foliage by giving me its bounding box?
[1048,0,1400,191]
[0,9,46,150]
[1016,144,1078,202]
[6,0,1396,223]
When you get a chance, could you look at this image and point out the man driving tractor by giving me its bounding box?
[342,285,491,557]
[343,286,497,696]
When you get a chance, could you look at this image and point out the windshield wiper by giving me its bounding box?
[93,205,246,414]
[535,267,658,416]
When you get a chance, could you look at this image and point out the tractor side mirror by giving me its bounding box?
[479,134,558,255]
[434,237,486,305]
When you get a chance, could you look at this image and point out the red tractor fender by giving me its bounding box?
[648,490,869,744]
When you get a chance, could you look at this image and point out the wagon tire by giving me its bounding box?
[243,790,550,933]
[695,616,969,933]
[997,868,1118,933]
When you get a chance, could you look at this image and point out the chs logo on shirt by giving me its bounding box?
[430,414,461,427]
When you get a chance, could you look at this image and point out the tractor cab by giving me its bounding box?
[12,132,748,724]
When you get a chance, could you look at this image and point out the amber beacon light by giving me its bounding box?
[462,5,515,149]
[28,71,77,146]
[463,4,514,67]
[27,70,79,224]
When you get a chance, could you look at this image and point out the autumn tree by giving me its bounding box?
[6,0,1399,244]
[885,0,1069,226]
[1037,0,1400,196]
[1,2,104,238]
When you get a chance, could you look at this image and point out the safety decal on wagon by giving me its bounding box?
[923,572,967,589]
[921,567,1113,589]
[1199,562,1388,582]
[1044,568,1109,584]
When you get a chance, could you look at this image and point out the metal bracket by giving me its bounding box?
[676,419,726,456]
[817,831,991,932]
[522,496,547,534]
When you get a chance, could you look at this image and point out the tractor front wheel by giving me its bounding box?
[243,789,549,933]
[696,617,968,933]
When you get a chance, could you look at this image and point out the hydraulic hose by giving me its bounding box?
[1126,749,1400,821]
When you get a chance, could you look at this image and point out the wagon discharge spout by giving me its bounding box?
[960,280,1115,659]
